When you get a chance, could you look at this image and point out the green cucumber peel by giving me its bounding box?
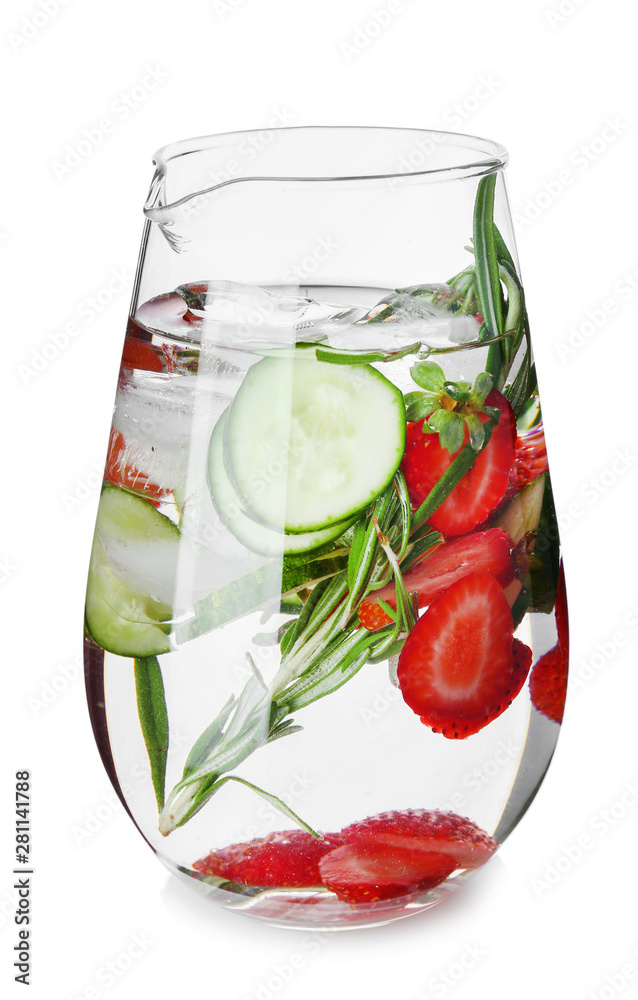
[311,341,423,366]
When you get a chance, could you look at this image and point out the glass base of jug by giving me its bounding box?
[162,857,472,930]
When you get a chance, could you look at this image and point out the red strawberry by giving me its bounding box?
[507,422,549,496]
[402,389,516,536]
[193,830,343,887]
[340,809,497,870]
[397,573,517,736]
[555,560,569,665]
[121,335,163,373]
[424,639,533,738]
[104,428,171,507]
[193,810,498,905]
[358,528,514,631]
[319,843,457,904]
[530,644,568,724]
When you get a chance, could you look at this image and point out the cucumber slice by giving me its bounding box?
[208,409,355,555]
[85,485,179,657]
[226,355,406,533]
[493,473,546,546]
[86,541,173,656]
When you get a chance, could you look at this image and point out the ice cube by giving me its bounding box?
[175,279,483,355]
[176,280,339,347]
[318,284,483,353]
[111,375,194,497]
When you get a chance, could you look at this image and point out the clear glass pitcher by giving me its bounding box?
[84,127,568,929]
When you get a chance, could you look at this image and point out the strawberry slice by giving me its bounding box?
[555,560,569,665]
[121,334,163,372]
[104,428,171,507]
[402,389,516,536]
[340,809,498,869]
[424,638,533,739]
[396,573,517,735]
[193,810,498,905]
[358,528,514,631]
[319,844,457,904]
[193,830,343,887]
[507,421,549,497]
[530,644,568,724]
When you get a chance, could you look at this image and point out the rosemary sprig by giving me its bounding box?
[371,516,417,633]
[134,656,169,811]
[158,475,415,835]
[473,172,504,351]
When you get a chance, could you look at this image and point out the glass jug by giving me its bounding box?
[84,127,568,929]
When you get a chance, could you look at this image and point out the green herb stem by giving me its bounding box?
[134,656,169,812]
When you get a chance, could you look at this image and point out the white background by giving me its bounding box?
[2,1,638,997]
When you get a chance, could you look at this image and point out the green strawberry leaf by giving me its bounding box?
[439,413,466,454]
[465,413,486,451]
[410,361,445,392]
[404,391,434,421]
[472,372,493,405]
[426,409,452,433]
